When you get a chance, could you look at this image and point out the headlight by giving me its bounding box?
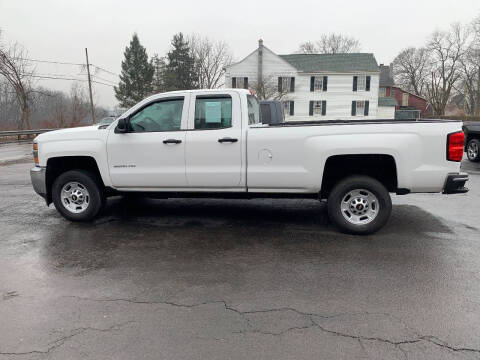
[33,142,39,165]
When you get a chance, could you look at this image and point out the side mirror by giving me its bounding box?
[115,117,129,133]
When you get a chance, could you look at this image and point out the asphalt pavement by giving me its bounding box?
[1,145,480,359]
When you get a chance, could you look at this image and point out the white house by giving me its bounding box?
[225,40,395,120]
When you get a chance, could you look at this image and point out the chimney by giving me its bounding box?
[389,63,394,79]
[258,39,263,84]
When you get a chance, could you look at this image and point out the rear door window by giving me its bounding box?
[194,96,232,129]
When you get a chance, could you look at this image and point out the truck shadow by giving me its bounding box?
[97,195,452,236]
[41,196,455,275]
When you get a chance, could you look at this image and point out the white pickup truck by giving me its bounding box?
[31,89,468,234]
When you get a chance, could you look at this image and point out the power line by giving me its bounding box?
[91,64,119,77]
[15,57,85,66]
[29,74,115,87]
[91,74,117,85]
[16,57,119,77]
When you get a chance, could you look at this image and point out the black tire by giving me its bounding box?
[327,175,392,235]
[52,170,105,221]
[466,139,480,162]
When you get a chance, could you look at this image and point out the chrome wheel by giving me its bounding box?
[467,141,478,160]
[340,189,379,225]
[60,182,90,214]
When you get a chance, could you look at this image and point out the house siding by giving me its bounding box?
[225,46,380,120]
[386,87,431,117]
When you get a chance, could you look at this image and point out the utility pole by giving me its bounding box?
[85,48,96,124]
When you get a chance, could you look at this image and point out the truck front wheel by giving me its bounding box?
[52,170,105,221]
[327,176,392,235]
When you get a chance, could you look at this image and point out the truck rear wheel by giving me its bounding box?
[327,175,392,235]
[52,170,105,221]
[466,139,480,162]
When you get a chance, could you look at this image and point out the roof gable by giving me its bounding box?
[278,53,379,73]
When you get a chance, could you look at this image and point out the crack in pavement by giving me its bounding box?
[60,295,480,357]
[0,321,135,356]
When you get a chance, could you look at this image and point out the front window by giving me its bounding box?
[129,98,184,132]
[247,95,260,125]
[357,76,366,91]
[194,96,232,129]
[313,101,323,115]
[379,87,386,97]
[356,100,365,116]
[314,77,323,91]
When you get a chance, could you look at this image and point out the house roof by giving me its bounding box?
[379,65,395,87]
[378,97,398,107]
[278,53,379,73]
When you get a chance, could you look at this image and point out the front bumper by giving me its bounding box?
[30,166,47,200]
[443,172,469,194]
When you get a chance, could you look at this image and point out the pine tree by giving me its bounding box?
[151,54,167,93]
[114,33,154,108]
[164,33,198,91]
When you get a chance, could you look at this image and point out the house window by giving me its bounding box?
[402,93,409,106]
[232,77,248,89]
[314,77,323,91]
[282,101,294,116]
[357,76,366,91]
[313,101,323,115]
[278,77,295,93]
[356,101,365,116]
[379,87,386,97]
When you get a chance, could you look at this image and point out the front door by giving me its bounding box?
[107,96,189,189]
[185,92,244,190]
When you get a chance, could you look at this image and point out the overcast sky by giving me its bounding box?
[1,0,479,109]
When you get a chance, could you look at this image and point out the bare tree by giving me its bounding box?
[299,33,361,54]
[0,32,35,129]
[393,47,430,96]
[249,75,289,101]
[188,34,233,89]
[458,14,480,115]
[425,23,471,115]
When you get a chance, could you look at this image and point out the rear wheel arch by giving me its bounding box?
[320,154,398,199]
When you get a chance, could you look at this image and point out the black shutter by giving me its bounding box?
[353,76,358,92]
[322,100,326,116]
[290,101,294,116]
[290,77,295,92]
[323,76,328,91]
[244,77,248,89]
[364,101,369,116]
[366,76,371,91]
[351,101,356,116]
[232,77,236,88]
[310,76,315,92]
[278,77,282,93]
[309,101,314,116]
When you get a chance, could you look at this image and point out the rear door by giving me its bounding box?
[185,91,244,190]
[107,95,189,188]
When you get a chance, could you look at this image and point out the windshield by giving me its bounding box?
[247,95,260,125]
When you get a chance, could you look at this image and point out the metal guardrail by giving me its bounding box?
[0,128,59,139]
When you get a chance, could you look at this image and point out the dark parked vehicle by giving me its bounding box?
[463,122,480,162]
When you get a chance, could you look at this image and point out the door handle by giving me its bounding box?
[163,139,182,144]
[218,137,238,143]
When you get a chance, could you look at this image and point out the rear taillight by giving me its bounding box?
[447,131,464,162]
